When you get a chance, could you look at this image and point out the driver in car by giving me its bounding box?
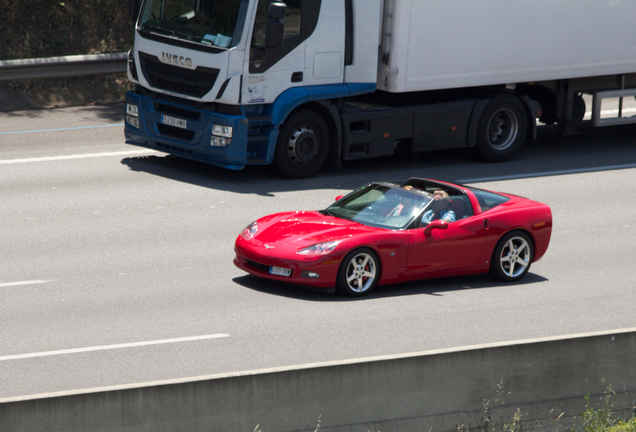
[386,185,419,217]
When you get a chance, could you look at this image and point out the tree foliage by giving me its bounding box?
[1,0,133,60]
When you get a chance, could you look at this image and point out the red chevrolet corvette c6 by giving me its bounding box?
[234,178,552,296]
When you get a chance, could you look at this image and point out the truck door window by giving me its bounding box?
[250,0,306,73]
[252,0,302,48]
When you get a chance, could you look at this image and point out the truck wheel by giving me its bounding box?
[275,110,329,178]
[476,95,528,162]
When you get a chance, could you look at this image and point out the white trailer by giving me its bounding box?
[125,0,636,178]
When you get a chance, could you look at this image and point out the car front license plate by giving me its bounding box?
[161,115,187,129]
[270,266,292,277]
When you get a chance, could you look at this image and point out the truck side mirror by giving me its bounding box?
[129,0,140,24]
[423,220,448,235]
[266,2,286,48]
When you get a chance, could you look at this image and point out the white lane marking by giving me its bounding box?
[0,280,49,288]
[0,150,158,165]
[457,163,636,184]
[0,123,124,135]
[0,334,231,362]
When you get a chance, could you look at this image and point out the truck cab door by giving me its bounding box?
[243,0,315,104]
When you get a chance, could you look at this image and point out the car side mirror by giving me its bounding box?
[335,195,344,201]
[423,220,448,235]
[266,2,286,48]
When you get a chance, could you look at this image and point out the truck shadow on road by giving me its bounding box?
[121,122,636,195]
[232,272,548,302]
[120,148,477,196]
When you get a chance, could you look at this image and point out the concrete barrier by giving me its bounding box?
[2,328,635,431]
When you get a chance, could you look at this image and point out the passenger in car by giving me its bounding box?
[421,190,456,224]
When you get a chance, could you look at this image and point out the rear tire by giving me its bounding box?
[476,95,528,162]
[489,231,534,282]
[336,248,379,297]
[274,110,329,179]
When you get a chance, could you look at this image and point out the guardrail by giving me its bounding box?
[0,53,127,82]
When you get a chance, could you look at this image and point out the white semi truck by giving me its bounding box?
[125,0,636,178]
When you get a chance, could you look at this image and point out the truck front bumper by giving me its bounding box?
[124,91,266,171]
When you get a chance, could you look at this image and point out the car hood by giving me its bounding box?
[254,211,376,246]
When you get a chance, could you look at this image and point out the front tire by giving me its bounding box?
[476,95,528,162]
[336,248,379,297]
[489,231,534,282]
[274,110,329,179]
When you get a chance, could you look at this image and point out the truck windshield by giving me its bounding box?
[139,0,248,48]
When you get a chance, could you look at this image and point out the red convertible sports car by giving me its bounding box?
[234,178,552,296]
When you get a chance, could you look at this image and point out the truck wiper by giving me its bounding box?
[141,22,190,40]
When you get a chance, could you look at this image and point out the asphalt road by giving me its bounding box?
[1,103,635,399]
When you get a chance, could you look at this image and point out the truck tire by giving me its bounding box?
[476,95,528,162]
[274,110,329,178]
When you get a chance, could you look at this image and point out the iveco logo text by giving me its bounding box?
[161,53,193,68]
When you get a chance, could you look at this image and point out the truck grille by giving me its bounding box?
[156,124,195,141]
[139,52,219,98]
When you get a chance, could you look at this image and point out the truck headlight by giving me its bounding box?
[212,124,233,138]
[211,137,228,147]
[211,124,233,146]
[126,115,140,128]
[126,103,139,128]
[126,103,138,117]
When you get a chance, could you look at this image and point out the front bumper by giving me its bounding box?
[124,91,263,171]
[233,239,341,289]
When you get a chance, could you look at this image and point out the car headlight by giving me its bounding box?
[297,240,341,256]
[240,221,258,240]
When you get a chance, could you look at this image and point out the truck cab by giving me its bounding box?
[125,0,381,177]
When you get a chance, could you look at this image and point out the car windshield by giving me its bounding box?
[325,183,433,229]
[139,0,248,48]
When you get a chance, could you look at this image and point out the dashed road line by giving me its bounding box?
[0,280,49,288]
[0,123,124,135]
[0,150,158,165]
[0,334,231,362]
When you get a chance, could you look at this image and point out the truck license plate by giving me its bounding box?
[161,115,187,129]
[270,266,292,277]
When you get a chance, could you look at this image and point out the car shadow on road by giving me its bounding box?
[232,272,548,302]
